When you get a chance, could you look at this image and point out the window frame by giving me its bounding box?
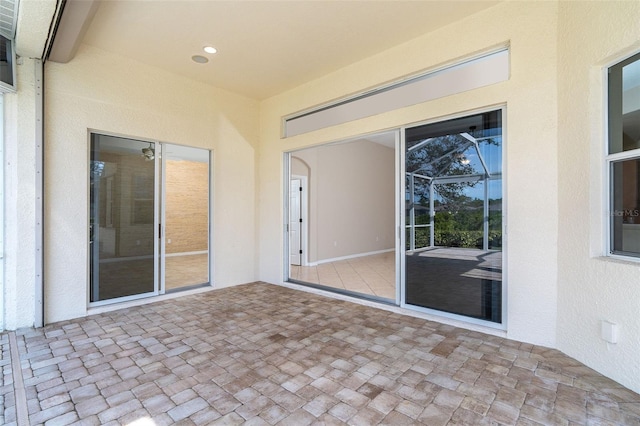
[605,50,640,260]
[0,35,16,93]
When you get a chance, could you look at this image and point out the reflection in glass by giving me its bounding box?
[405,110,503,323]
[0,35,14,89]
[608,52,640,154]
[90,134,156,302]
[608,52,640,257]
[434,182,484,248]
[611,159,640,256]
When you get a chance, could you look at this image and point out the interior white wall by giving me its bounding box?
[44,44,259,324]
[557,1,640,394]
[2,58,40,329]
[292,139,395,264]
[260,1,559,345]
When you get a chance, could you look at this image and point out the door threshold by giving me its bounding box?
[287,279,396,306]
[165,282,210,294]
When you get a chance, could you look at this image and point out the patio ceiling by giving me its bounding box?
[47,0,501,100]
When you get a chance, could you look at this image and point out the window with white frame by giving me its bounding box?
[608,52,640,258]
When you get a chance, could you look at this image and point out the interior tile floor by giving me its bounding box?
[2,282,639,425]
[290,251,396,300]
[289,248,502,312]
[165,253,209,291]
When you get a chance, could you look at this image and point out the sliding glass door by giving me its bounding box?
[282,109,504,325]
[90,134,211,305]
[90,134,158,303]
[162,144,210,292]
[404,110,503,323]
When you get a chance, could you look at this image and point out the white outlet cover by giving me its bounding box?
[601,320,618,344]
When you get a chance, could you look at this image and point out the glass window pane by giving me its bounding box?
[164,145,210,291]
[415,226,430,250]
[611,159,640,256]
[609,52,640,154]
[488,179,503,250]
[90,135,156,302]
[434,181,484,249]
[0,35,14,89]
[405,110,502,323]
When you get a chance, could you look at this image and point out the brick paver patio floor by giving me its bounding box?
[1,282,639,425]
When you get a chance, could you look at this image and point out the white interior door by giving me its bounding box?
[290,179,302,265]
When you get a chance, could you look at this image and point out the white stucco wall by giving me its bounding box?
[557,1,640,394]
[44,44,259,323]
[259,1,559,345]
[2,58,40,329]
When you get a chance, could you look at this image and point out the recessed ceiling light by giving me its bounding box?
[203,46,217,54]
[191,55,208,64]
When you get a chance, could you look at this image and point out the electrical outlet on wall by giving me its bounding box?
[601,320,618,344]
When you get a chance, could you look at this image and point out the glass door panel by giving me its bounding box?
[162,145,210,292]
[90,134,158,303]
[406,174,432,251]
[404,110,503,323]
[287,131,397,302]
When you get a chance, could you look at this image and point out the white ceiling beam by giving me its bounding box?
[48,0,99,63]
[14,0,56,58]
